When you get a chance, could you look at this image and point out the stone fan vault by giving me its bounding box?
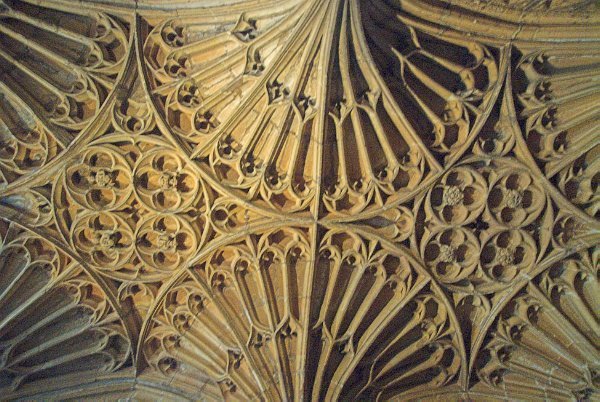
[0,0,598,400]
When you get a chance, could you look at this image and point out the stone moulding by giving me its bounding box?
[0,0,598,400]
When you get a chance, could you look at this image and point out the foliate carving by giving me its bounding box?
[65,146,133,211]
[416,159,552,293]
[136,214,197,271]
[54,134,208,281]
[423,227,480,285]
[480,230,537,283]
[487,170,545,226]
[133,150,199,213]
[426,167,487,225]
[71,211,134,269]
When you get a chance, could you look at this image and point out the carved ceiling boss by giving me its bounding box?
[0,0,598,400]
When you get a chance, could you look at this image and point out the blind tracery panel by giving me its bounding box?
[0,0,598,400]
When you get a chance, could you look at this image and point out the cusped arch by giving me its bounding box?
[0,220,132,393]
[139,224,467,401]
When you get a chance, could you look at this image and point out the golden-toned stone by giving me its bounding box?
[0,0,598,400]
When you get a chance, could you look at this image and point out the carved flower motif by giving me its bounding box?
[428,167,487,225]
[488,170,544,226]
[134,150,199,212]
[136,215,197,272]
[481,230,536,284]
[65,147,132,210]
[71,212,134,268]
[424,228,479,284]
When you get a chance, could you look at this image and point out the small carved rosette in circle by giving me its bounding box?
[427,167,487,225]
[423,227,480,285]
[71,212,134,269]
[419,160,551,293]
[488,170,544,227]
[480,230,536,286]
[133,150,200,213]
[65,146,133,211]
[135,215,198,274]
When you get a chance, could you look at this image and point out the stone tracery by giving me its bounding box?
[0,0,598,400]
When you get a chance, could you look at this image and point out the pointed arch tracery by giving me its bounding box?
[0,0,598,400]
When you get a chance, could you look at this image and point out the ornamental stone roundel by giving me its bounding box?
[0,0,598,400]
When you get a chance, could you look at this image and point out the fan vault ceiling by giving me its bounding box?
[0,0,598,400]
